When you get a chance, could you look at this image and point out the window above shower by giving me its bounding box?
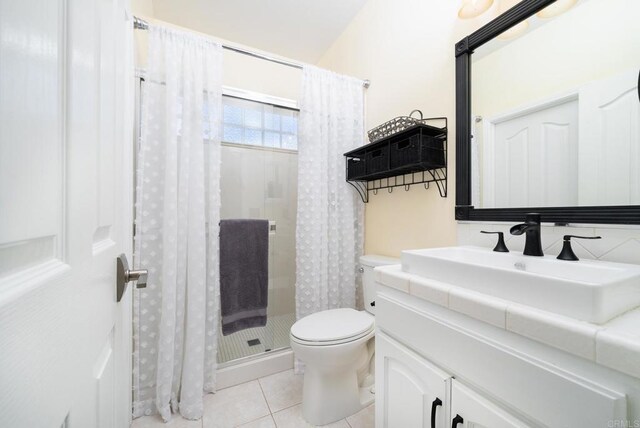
[222,91,299,151]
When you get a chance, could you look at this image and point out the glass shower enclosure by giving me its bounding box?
[217,95,298,365]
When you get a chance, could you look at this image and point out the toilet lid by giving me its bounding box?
[290,308,374,343]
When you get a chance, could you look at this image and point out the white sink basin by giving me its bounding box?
[401,246,640,324]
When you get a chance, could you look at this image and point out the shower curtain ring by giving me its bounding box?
[404,184,411,191]
[388,187,393,193]
[424,182,430,190]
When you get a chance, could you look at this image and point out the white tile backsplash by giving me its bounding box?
[457,222,640,265]
[599,239,640,265]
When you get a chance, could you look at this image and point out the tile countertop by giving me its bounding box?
[374,264,640,380]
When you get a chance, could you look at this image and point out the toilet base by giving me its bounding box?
[301,366,375,426]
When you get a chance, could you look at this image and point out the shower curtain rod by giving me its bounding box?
[133,16,371,88]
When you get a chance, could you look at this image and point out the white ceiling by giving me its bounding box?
[149,0,369,63]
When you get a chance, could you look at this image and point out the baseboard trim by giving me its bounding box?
[216,349,294,390]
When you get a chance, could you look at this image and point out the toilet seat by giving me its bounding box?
[291,325,375,346]
[290,308,374,346]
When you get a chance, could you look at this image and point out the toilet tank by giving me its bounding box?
[359,255,399,315]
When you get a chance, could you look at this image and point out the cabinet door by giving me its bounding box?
[377,332,451,428]
[450,380,530,428]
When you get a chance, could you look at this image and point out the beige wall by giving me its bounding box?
[318,0,491,257]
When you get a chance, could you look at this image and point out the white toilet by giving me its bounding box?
[290,254,398,426]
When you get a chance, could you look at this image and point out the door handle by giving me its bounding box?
[452,414,464,428]
[116,253,148,302]
[431,397,442,428]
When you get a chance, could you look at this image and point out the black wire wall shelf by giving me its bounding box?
[344,116,448,203]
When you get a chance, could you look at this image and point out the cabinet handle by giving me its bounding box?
[430,397,442,428]
[452,414,464,428]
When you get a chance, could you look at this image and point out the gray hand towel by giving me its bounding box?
[219,219,269,336]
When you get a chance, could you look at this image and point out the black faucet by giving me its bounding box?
[510,213,543,257]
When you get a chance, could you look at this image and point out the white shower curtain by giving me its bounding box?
[295,65,365,362]
[133,25,223,421]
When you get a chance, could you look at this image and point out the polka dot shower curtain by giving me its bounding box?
[295,65,365,372]
[133,24,223,422]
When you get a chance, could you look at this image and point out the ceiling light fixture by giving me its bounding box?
[458,0,494,19]
[536,0,578,18]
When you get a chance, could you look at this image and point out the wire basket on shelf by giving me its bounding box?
[367,109,428,143]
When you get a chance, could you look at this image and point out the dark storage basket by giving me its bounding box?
[365,145,389,176]
[390,131,445,171]
[346,157,366,180]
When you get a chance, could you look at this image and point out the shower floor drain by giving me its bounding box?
[247,339,261,347]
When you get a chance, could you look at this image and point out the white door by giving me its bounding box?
[376,332,451,428]
[579,68,640,206]
[450,381,530,428]
[0,0,134,426]
[484,98,579,208]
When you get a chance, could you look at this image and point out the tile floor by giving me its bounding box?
[131,369,375,428]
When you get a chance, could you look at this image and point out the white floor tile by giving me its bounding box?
[202,381,270,428]
[237,415,277,428]
[345,404,374,428]
[132,373,368,428]
[258,369,303,413]
[272,404,350,428]
[132,414,202,428]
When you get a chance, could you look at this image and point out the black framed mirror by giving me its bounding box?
[455,0,640,224]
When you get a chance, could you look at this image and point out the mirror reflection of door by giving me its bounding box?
[472,0,640,209]
[580,69,640,206]
[484,97,578,208]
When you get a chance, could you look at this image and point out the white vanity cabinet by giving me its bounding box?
[375,285,635,428]
[376,332,529,428]
[376,333,449,428]
[450,381,529,428]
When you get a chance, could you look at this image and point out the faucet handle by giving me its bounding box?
[563,235,602,241]
[557,235,602,261]
[481,231,509,253]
